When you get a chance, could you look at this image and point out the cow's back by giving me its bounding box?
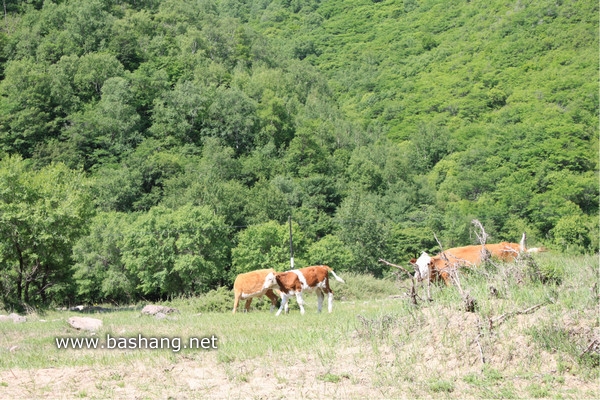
[442,245,483,265]
[298,265,329,288]
[233,268,274,291]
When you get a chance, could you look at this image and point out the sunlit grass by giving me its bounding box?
[0,253,598,398]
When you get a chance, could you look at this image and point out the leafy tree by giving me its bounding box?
[72,212,137,304]
[244,179,293,225]
[149,80,210,145]
[73,53,125,102]
[59,76,141,169]
[283,128,329,177]
[335,190,390,277]
[0,59,56,157]
[306,234,355,272]
[551,215,593,255]
[231,220,307,278]
[0,156,93,308]
[91,164,144,212]
[202,85,259,154]
[121,205,231,298]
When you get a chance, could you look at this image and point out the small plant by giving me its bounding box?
[317,373,341,383]
[428,379,454,393]
[527,323,577,355]
[483,367,503,381]
[356,313,397,339]
[537,262,564,285]
[526,383,549,398]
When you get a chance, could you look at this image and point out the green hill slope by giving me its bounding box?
[0,0,597,306]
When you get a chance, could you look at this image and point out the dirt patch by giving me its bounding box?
[0,305,598,399]
[0,353,397,399]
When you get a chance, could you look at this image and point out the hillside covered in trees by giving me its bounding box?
[0,0,597,307]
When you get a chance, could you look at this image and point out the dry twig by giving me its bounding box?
[379,259,421,305]
[580,338,600,357]
[489,303,546,329]
[474,317,486,365]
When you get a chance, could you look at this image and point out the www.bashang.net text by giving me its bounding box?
[55,334,218,352]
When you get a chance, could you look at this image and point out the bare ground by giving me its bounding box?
[1,306,598,399]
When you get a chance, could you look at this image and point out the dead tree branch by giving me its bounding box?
[472,219,492,263]
[474,317,486,365]
[471,219,488,245]
[379,259,421,305]
[580,338,600,357]
[489,303,546,330]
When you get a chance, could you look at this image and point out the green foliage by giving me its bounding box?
[0,155,93,308]
[332,272,398,301]
[526,321,598,369]
[306,234,355,271]
[551,214,595,254]
[192,286,234,313]
[335,190,390,277]
[121,204,231,297]
[0,0,596,305]
[72,212,137,304]
[427,379,454,393]
[231,220,307,277]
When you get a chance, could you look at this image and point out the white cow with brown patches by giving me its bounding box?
[232,269,279,314]
[265,265,345,316]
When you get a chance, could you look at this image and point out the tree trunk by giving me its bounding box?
[15,242,24,302]
[40,266,48,303]
[24,279,29,304]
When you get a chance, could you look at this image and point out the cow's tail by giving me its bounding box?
[325,266,345,283]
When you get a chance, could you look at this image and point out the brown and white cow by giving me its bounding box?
[232,269,279,314]
[410,234,529,286]
[265,265,345,316]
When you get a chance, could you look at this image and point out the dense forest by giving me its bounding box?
[0,0,597,308]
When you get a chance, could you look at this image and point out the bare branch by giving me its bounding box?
[433,233,448,261]
[580,338,599,357]
[378,258,413,275]
[490,303,546,329]
[474,317,486,365]
[471,219,488,245]
[379,259,420,305]
[472,219,492,262]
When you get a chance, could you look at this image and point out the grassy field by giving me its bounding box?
[0,253,598,399]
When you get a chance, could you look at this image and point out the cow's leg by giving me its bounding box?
[265,289,279,313]
[316,289,324,313]
[295,292,305,315]
[244,298,253,313]
[276,293,289,316]
[440,270,452,286]
[232,292,241,314]
[327,291,334,313]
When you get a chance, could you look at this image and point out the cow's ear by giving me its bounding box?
[409,258,417,264]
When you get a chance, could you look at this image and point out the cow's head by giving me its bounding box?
[409,251,432,281]
[262,271,278,290]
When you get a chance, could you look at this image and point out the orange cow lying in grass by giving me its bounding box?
[410,234,545,286]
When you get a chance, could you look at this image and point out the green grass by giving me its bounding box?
[0,253,598,399]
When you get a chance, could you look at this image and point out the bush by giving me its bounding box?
[193,286,234,313]
[333,272,399,301]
